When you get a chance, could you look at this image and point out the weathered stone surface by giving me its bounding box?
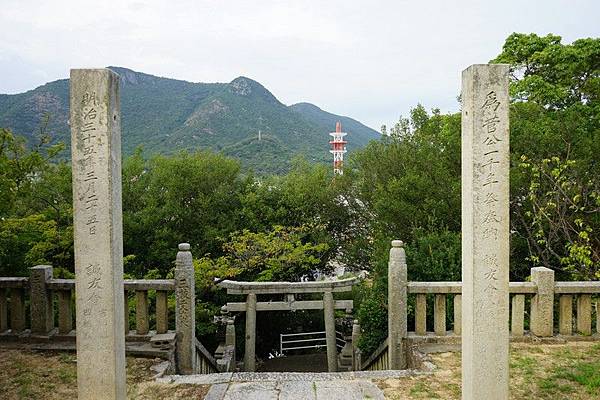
[559,295,573,335]
[0,289,7,332]
[57,289,73,334]
[124,290,130,335]
[351,320,360,370]
[10,288,26,332]
[597,301,600,336]
[225,319,236,347]
[70,68,126,399]
[388,240,407,369]
[511,295,525,337]
[218,278,357,295]
[554,282,600,293]
[323,291,337,372]
[29,265,54,335]
[415,294,427,335]
[156,290,168,334]
[434,294,446,336]
[461,63,510,400]
[135,290,149,335]
[244,293,257,372]
[453,295,462,335]
[205,383,229,400]
[577,294,592,335]
[530,267,555,337]
[276,381,317,400]
[226,299,352,312]
[175,243,196,374]
[314,380,384,400]
[223,382,278,400]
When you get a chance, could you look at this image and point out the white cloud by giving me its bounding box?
[1,0,599,129]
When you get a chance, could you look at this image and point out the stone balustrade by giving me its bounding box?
[358,241,600,372]
[0,277,29,334]
[0,267,177,339]
[404,273,599,339]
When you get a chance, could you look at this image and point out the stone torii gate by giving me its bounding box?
[218,278,356,372]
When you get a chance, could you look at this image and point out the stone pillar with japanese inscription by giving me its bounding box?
[388,240,407,369]
[175,243,196,374]
[461,64,510,400]
[70,69,126,400]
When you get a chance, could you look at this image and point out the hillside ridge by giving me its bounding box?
[0,67,380,174]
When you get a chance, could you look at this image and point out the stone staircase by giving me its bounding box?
[158,370,414,400]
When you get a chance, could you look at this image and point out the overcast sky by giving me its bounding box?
[1,0,599,130]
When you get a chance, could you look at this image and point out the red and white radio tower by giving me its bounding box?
[329,121,347,175]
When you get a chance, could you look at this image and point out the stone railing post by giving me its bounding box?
[352,319,361,371]
[175,243,196,374]
[388,240,407,369]
[530,267,555,337]
[226,318,236,349]
[30,265,54,336]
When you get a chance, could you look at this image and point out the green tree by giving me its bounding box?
[0,128,72,275]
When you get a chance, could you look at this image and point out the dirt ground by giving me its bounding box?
[1,342,599,399]
[379,341,600,400]
[0,348,209,400]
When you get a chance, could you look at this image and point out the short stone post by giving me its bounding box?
[530,267,555,337]
[577,295,592,335]
[453,295,462,335]
[71,68,126,400]
[461,63,510,400]
[29,265,54,335]
[388,240,407,369]
[136,290,150,335]
[244,293,257,371]
[559,295,573,335]
[323,291,338,372]
[57,290,73,334]
[352,319,361,370]
[596,301,600,336]
[434,295,447,336]
[226,318,236,348]
[175,243,196,374]
[9,288,26,332]
[0,289,7,332]
[511,295,525,336]
[156,290,168,334]
[415,294,427,335]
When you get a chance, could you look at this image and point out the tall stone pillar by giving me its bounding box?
[461,64,510,400]
[323,291,338,372]
[244,293,257,372]
[175,243,196,374]
[70,68,126,400]
[388,240,407,369]
[29,265,54,335]
[530,267,555,336]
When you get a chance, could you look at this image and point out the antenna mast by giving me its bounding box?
[329,121,347,175]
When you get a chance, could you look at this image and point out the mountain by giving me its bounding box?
[0,67,380,174]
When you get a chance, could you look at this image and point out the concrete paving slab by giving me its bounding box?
[314,380,384,400]
[223,382,278,400]
[276,381,317,400]
[204,383,229,400]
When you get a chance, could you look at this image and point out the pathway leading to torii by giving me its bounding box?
[159,370,412,400]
